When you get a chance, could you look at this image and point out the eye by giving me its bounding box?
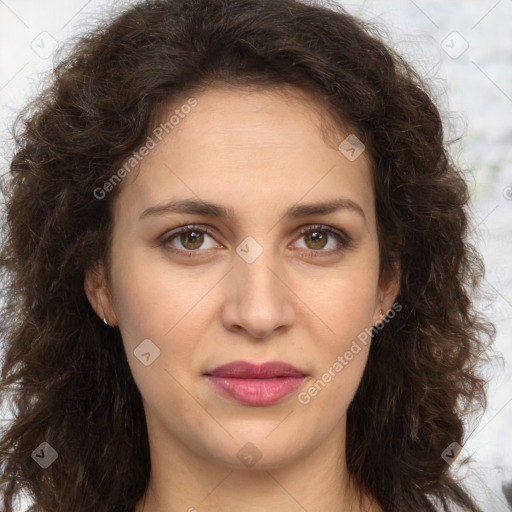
[291,224,349,256]
[161,225,221,256]
[160,224,350,258]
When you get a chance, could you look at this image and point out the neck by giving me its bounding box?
[134,415,381,512]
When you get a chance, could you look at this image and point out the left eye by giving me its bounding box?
[293,226,347,252]
[161,224,348,256]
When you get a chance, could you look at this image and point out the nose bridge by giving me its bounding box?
[238,247,278,300]
[223,235,294,338]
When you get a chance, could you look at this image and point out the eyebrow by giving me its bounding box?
[139,197,366,223]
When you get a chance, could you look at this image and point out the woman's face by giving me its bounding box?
[86,85,398,471]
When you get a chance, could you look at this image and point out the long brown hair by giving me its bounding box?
[0,1,494,511]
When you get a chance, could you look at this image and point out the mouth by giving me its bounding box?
[203,360,307,406]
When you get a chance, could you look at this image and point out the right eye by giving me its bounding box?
[160,225,224,256]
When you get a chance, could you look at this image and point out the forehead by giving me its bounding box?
[113,85,375,227]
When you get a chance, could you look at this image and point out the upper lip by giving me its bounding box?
[204,360,306,378]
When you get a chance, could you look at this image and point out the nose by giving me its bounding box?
[220,248,295,340]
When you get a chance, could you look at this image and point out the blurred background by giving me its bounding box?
[0,0,511,510]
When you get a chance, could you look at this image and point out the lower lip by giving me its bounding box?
[206,376,306,406]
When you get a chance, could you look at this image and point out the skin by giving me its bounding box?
[85,84,399,512]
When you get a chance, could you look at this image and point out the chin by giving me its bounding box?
[202,436,308,471]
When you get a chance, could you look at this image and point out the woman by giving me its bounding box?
[0,0,494,511]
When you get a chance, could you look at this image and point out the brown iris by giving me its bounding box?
[304,229,328,250]
[180,230,204,250]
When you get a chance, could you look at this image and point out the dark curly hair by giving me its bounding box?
[0,0,495,511]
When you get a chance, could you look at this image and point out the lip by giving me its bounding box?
[206,360,306,379]
[204,361,307,406]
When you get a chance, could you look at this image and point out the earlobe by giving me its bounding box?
[84,265,117,326]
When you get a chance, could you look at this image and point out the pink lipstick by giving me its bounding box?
[204,361,307,406]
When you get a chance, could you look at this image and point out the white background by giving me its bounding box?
[1,0,511,510]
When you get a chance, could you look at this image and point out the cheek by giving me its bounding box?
[110,257,198,408]
[109,246,211,378]
[333,277,378,341]
[300,252,380,345]
[294,249,378,408]
[299,278,375,416]
[109,243,190,339]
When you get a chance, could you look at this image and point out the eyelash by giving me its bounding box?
[160,224,351,258]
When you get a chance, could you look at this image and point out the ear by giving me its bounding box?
[374,263,401,324]
[84,264,117,326]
